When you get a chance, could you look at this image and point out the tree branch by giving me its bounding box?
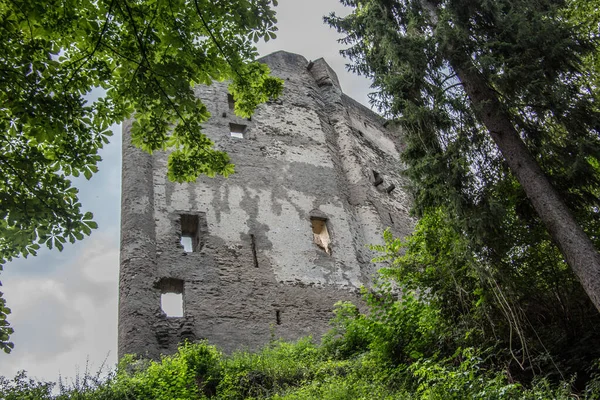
[63,0,117,90]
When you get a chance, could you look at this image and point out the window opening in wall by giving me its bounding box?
[311,217,331,254]
[161,293,183,317]
[372,170,384,186]
[229,123,246,139]
[180,236,193,252]
[276,310,281,325]
[227,93,235,110]
[157,278,184,317]
[180,214,200,252]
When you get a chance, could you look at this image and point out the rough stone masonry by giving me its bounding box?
[119,51,414,359]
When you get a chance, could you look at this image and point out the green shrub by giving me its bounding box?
[0,371,54,400]
[3,340,599,399]
[112,340,222,399]
[323,287,445,365]
[217,338,321,399]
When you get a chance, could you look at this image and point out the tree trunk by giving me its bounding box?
[450,56,600,313]
[418,0,600,313]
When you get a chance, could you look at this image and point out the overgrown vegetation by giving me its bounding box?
[1,325,598,399]
[324,0,600,392]
[3,221,600,398]
[326,0,600,314]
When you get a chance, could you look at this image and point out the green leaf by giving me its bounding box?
[0,0,282,353]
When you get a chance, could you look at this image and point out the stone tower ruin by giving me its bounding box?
[119,51,413,359]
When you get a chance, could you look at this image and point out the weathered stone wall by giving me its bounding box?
[119,51,414,359]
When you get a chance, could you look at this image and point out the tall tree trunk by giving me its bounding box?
[451,55,600,313]
[418,0,600,313]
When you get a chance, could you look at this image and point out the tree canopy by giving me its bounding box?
[326,0,600,381]
[0,0,283,353]
[327,0,600,306]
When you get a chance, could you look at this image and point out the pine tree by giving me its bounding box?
[327,0,600,310]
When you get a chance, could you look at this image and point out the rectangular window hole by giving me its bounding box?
[180,235,193,252]
[311,217,331,255]
[229,123,246,139]
[276,310,281,325]
[227,93,235,110]
[161,293,183,317]
[157,278,184,317]
[180,214,202,252]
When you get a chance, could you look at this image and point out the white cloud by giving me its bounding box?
[0,233,119,382]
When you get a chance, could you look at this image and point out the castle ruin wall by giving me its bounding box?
[118,51,414,359]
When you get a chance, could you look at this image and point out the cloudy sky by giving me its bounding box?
[0,0,373,382]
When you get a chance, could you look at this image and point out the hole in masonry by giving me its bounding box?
[180,214,200,252]
[157,278,184,317]
[161,293,183,317]
[311,217,331,255]
[229,123,246,139]
[372,170,383,186]
[180,235,193,252]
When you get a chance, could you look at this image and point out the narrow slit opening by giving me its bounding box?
[250,234,259,268]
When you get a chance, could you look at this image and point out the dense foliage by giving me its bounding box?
[3,218,600,398]
[1,287,599,399]
[0,0,283,352]
[326,0,600,311]
[323,0,600,383]
[322,0,600,391]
